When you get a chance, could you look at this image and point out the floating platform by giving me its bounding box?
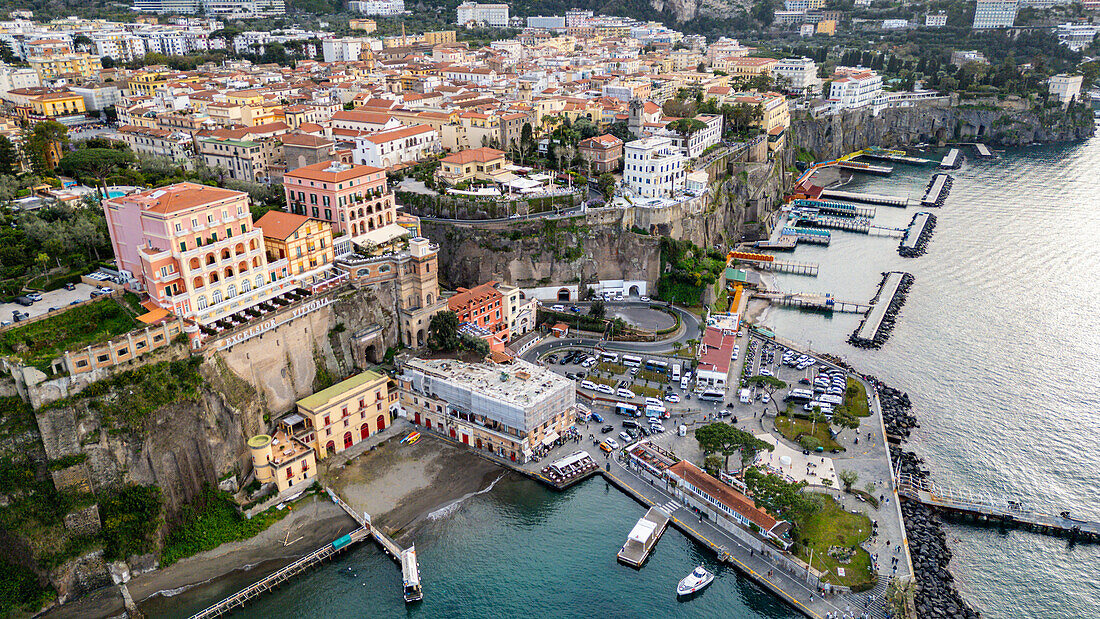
[974,143,993,158]
[754,236,798,251]
[781,226,831,245]
[920,173,953,207]
[940,148,961,169]
[618,506,671,567]
[756,291,870,314]
[792,199,876,218]
[820,189,908,207]
[849,271,914,349]
[728,251,819,276]
[857,148,935,165]
[837,160,893,175]
[791,213,871,234]
[898,212,936,257]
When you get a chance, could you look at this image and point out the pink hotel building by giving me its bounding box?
[282,161,399,244]
[103,182,293,325]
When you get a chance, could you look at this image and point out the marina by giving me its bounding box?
[898,212,936,257]
[855,147,935,165]
[790,198,876,218]
[819,188,908,207]
[940,148,961,169]
[753,290,871,314]
[790,212,871,233]
[617,506,672,567]
[849,271,913,348]
[727,251,819,276]
[779,226,831,245]
[920,173,953,207]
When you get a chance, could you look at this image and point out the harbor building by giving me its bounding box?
[248,430,316,493]
[397,358,576,462]
[285,370,393,459]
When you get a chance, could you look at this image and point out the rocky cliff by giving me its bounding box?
[644,0,748,21]
[791,96,1095,160]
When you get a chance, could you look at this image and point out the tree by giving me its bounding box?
[607,121,632,142]
[427,310,461,351]
[747,375,787,415]
[695,422,773,472]
[839,469,858,492]
[0,136,20,176]
[597,172,615,199]
[589,298,606,319]
[58,149,135,196]
[23,121,69,174]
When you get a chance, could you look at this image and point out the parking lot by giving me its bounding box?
[0,282,103,325]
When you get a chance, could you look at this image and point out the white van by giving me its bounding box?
[804,402,834,414]
[671,364,681,381]
[580,380,598,391]
[645,397,663,407]
[617,388,636,399]
[819,394,844,406]
[738,388,752,404]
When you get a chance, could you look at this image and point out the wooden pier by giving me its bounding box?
[896,474,1100,542]
[791,214,871,234]
[327,488,423,602]
[617,506,671,567]
[820,189,908,207]
[755,291,870,314]
[836,160,893,175]
[734,257,819,276]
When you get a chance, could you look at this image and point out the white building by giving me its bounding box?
[925,12,948,27]
[456,2,510,28]
[973,0,1018,29]
[774,57,820,94]
[0,65,40,93]
[322,38,367,63]
[1056,23,1100,51]
[622,136,686,199]
[70,85,121,111]
[828,67,883,110]
[661,114,722,159]
[565,9,593,26]
[882,19,909,29]
[1049,74,1083,103]
[353,124,440,169]
[527,16,565,29]
[349,0,404,15]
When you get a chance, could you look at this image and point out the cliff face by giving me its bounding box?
[645,0,747,21]
[791,96,1096,160]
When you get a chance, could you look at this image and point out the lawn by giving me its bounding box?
[596,361,627,375]
[840,377,871,418]
[637,369,670,384]
[630,384,663,399]
[0,299,138,372]
[792,494,876,590]
[774,415,844,452]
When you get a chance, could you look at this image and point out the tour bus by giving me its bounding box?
[644,359,669,374]
[804,401,834,415]
[645,404,668,418]
[615,403,641,417]
[785,389,814,403]
[600,351,619,363]
[671,364,682,381]
[699,389,725,402]
[622,354,643,368]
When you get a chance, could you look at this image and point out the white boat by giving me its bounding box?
[676,565,714,596]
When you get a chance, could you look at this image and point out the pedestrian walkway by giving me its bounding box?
[661,499,682,513]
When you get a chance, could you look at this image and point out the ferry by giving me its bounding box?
[676,565,715,596]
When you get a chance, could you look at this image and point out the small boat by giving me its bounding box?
[401,431,420,444]
[676,565,714,596]
[406,433,421,445]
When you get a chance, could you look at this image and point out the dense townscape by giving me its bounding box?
[0,0,1097,617]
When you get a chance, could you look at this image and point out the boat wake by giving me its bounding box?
[427,473,505,520]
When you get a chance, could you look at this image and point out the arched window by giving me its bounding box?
[212,290,223,304]
[189,257,200,270]
[192,276,204,289]
[197,296,208,310]
[242,279,251,292]
[255,275,263,288]
[238,261,248,273]
[209,272,219,284]
[227,284,237,298]
[224,267,234,279]
[235,243,245,255]
[426,293,433,305]
[249,239,257,251]
[206,253,216,266]
[221,248,231,260]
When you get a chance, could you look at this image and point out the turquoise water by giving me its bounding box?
[107,190,125,198]
[766,141,1100,617]
[147,476,797,618]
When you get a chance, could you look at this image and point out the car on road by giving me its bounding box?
[547,354,559,363]
[14,296,34,306]
[665,394,680,403]
[629,367,639,376]
[601,425,614,434]
[570,305,580,312]
[602,438,620,451]
[26,292,42,302]
[617,388,635,399]
[618,431,632,443]
[591,412,604,423]
[640,296,650,302]
[596,384,615,395]
[64,282,76,291]
[551,304,565,311]
[650,423,665,433]
[762,393,770,404]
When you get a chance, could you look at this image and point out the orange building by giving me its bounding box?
[448,281,509,345]
[255,211,335,280]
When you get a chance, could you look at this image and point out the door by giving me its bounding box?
[426,419,432,430]
[376,414,386,431]
[325,440,335,456]
[414,412,421,425]
[343,431,353,449]
[361,424,370,440]
[462,434,469,445]
[450,428,457,439]
[476,438,483,449]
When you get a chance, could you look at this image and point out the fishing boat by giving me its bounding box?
[676,565,714,596]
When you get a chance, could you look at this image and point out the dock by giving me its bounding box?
[791,199,876,218]
[940,148,961,169]
[754,236,798,251]
[820,189,908,207]
[730,255,819,276]
[791,213,871,234]
[755,291,870,314]
[898,212,936,257]
[920,173,953,207]
[836,160,893,175]
[617,506,671,567]
[897,474,1100,542]
[189,527,371,619]
[849,271,913,348]
[974,143,993,158]
[780,226,831,245]
[856,148,934,165]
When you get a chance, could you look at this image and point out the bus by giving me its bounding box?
[671,364,681,381]
[615,403,640,417]
[645,404,668,418]
[699,390,725,402]
[622,355,643,368]
[785,389,813,403]
[644,359,669,374]
[600,351,619,363]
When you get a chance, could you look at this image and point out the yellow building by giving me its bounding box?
[249,431,317,493]
[30,90,86,118]
[289,370,393,459]
[816,20,836,35]
[128,69,173,97]
[255,211,335,279]
[349,18,377,32]
[28,53,101,82]
[423,30,457,45]
[436,147,508,186]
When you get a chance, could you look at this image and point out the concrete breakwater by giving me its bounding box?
[920,174,953,207]
[898,212,936,258]
[849,271,914,349]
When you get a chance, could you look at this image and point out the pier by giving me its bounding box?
[898,212,936,257]
[755,291,870,314]
[617,506,671,567]
[836,160,893,175]
[849,271,913,348]
[940,148,961,169]
[920,173,952,207]
[189,527,371,619]
[327,488,423,602]
[780,226,831,245]
[791,199,876,218]
[754,236,798,251]
[791,213,871,234]
[974,143,993,158]
[820,189,908,207]
[855,148,935,165]
[896,474,1100,542]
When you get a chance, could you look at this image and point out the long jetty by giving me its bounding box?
[849,271,914,348]
[896,474,1100,542]
[836,160,893,175]
[898,212,936,257]
[327,489,423,602]
[820,189,908,207]
[792,199,876,218]
[729,251,820,276]
[920,173,952,207]
[791,213,871,234]
[755,291,870,314]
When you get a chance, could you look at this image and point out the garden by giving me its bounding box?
[0,298,139,372]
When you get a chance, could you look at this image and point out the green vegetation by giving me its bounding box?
[586,375,617,388]
[636,369,669,384]
[0,556,56,616]
[744,467,820,521]
[161,486,295,567]
[790,494,875,590]
[0,299,138,372]
[695,423,773,472]
[630,384,664,399]
[655,237,727,305]
[538,308,626,337]
[839,377,870,418]
[596,362,627,375]
[774,414,843,452]
[47,453,88,472]
[99,485,163,561]
[0,396,36,442]
[63,357,204,432]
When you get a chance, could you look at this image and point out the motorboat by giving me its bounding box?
[676,565,714,596]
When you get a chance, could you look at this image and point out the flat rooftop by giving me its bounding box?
[404,357,572,408]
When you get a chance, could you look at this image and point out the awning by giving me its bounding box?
[280,413,306,427]
[353,223,410,248]
[628,519,657,543]
[541,431,560,447]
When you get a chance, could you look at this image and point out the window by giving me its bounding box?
[241,223,246,234]
[197,296,208,310]
[175,223,182,232]
[179,241,187,252]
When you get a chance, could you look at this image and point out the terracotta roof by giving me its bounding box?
[440,147,504,165]
[357,124,435,144]
[667,460,781,533]
[285,161,385,183]
[255,210,313,240]
[448,281,502,311]
[281,133,333,147]
[109,182,244,216]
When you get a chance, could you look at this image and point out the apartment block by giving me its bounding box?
[456,2,509,27]
[199,136,269,182]
[352,124,440,170]
[255,210,335,280]
[973,0,1018,28]
[622,136,686,199]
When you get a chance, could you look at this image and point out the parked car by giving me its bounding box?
[64,282,76,291]
[26,292,42,302]
[98,286,114,294]
[601,425,615,434]
[14,296,33,306]
[551,304,565,311]
[640,296,650,302]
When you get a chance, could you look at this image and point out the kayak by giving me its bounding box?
[401,431,420,444]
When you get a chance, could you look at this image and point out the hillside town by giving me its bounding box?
[0,2,1097,618]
